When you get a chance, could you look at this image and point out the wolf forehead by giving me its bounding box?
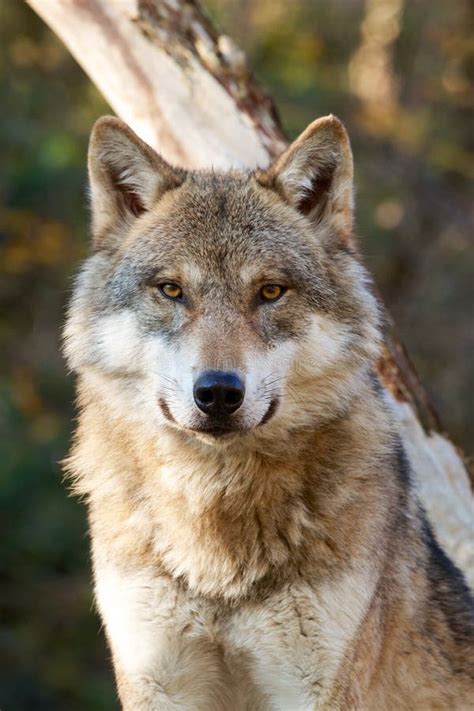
[116,171,323,278]
[84,180,366,339]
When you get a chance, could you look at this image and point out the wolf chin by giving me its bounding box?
[64,115,474,710]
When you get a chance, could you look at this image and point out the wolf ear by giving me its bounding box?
[88,116,185,249]
[257,115,354,237]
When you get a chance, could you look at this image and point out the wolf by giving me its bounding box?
[63,114,474,710]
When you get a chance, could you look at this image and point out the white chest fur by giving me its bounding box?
[94,564,373,710]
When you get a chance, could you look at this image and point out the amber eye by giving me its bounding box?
[260,284,286,302]
[159,283,183,301]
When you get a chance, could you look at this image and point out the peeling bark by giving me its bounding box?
[27,0,473,586]
[135,0,287,157]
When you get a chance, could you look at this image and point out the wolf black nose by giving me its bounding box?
[193,371,245,416]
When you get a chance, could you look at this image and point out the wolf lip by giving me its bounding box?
[159,398,175,423]
[190,420,238,437]
[190,397,279,437]
[193,427,236,438]
[258,398,279,426]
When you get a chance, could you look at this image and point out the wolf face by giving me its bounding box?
[64,116,380,445]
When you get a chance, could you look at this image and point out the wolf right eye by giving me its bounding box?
[158,283,184,301]
[259,284,286,303]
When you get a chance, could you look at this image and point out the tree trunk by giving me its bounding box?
[27,0,473,586]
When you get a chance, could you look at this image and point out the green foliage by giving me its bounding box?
[0,4,115,709]
[0,0,471,708]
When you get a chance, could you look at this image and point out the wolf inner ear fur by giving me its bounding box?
[257,115,354,237]
[88,116,185,249]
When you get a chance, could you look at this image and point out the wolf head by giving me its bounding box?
[64,115,380,445]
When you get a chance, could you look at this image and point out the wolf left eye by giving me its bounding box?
[159,283,184,301]
[259,284,286,303]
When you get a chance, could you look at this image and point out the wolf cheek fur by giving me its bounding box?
[63,115,474,710]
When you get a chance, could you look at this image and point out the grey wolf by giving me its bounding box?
[63,114,474,709]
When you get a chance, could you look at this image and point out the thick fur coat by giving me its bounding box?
[64,115,474,710]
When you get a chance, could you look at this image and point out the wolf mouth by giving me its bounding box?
[159,397,279,436]
[258,397,279,426]
[159,398,176,424]
[190,424,239,438]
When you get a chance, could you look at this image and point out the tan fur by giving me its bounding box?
[64,115,474,710]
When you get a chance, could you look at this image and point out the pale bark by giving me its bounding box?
[27,0,473,586]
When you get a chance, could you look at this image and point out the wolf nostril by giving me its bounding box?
[197,388,214,405]
[225,389,242,406]
[193,371,245,416]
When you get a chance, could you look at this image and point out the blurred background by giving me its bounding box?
[0,0,472,708]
